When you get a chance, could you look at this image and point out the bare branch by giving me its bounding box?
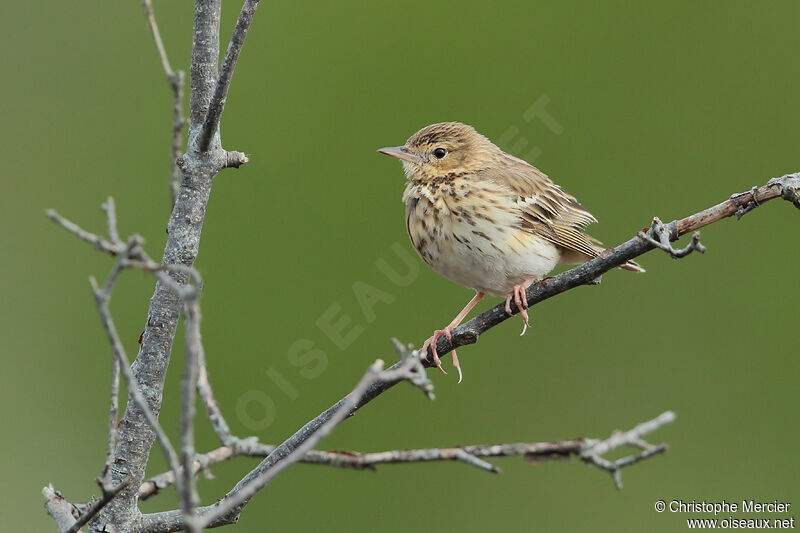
[139,446,237,502]
[224,150,249,168]
[197,356,233,444]
[637,217,706,258]
[43,484,79,532]
[197,0,261,151]
[199,344,433,527]
[580,411,675,489]
[43,479,130,533]
[47,1,260,529]
[139,411,676,501]
[47,203,207,531]
[168,70,186,208]
[65,479,130,533]
[101,197,120,244]
[46,209,121,257]
[99,198,122,485]
[138,346,434,532]
[178,297,203,532]
[421,172,800,366]
[89,254,182,488]
[100,355,120,483]
[142,0,187,206]
[142,0,175,79]
[137,409,673,532]
[134,172,797,531]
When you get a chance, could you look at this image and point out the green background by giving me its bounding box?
[3,1,798,531]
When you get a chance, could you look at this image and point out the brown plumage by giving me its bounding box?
[378,122,643,381]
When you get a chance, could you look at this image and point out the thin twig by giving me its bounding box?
[579,411,675,489]
[137,409,674,532]
[142,0,175,78]
[179,297,203,533]
[89,260,182,490]
[98,198,122,485]
[637,217,706,258]
[198,342,433,527]
[101,356,120,483]
[196,349,237,446]
[139,343,434,531]
[65,479,130,533]
[42,479,130,533]
[138,415,677,500]
[197,0,260,151]
[142,0,187,207]
[43,484,79,532]
[101,197,120,244]
[47,202,205,526]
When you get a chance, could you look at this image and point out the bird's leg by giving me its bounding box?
[421,291,484,383]
[504,278,534,336]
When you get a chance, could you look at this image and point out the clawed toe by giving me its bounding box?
[421,333,446,374]
[505,281,533,335]
[422,328,454,375]
[422,328,464,382]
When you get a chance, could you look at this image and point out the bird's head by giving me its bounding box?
[378,122,498,180]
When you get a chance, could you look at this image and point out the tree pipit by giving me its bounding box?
[379,122,643,382]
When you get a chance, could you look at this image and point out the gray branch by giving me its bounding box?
[41,0,799,527]
[48,204,205,531]
[43,485,79,533]
[139,411,676,500]
[419,173,800,367]
[179,296,204,532]
[196,0,260,151]
[142,0,187,207]
[81,0,253,529]
[580,411,675,489]
[139,173,798,531]
[138,343,434,532]
[637,217,706,258]
[43,478,130,533]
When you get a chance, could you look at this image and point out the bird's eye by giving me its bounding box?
[433,148,447,159]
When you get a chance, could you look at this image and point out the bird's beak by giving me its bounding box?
[377,146,422,164]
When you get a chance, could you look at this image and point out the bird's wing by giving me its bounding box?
[478,156,601,258]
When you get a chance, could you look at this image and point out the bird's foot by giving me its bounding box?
[421,328,463,383]
[504,281,533,336]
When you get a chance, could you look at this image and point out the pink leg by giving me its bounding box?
[504,279,534,336]
[422,291,484,383]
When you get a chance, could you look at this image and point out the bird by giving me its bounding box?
[378,122,643,382]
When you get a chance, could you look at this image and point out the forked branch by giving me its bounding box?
[196,0,260,151]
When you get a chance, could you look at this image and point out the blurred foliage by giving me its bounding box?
[2,1,798,531]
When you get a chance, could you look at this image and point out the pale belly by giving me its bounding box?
[406,193,561,296]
